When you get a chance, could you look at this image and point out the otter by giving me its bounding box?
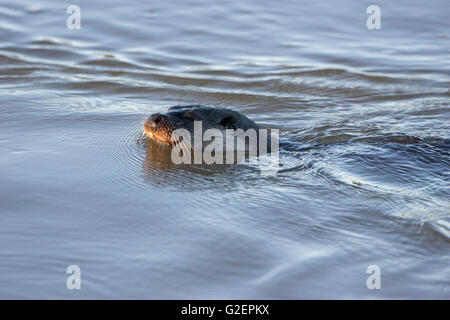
[144,105,275,154]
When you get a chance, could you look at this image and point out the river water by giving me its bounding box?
[0,0,449,298]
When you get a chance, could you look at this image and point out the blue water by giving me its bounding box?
[0,0,449,298]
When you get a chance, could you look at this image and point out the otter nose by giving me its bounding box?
[147,113,165,126]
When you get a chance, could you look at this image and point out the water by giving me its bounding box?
[0,0,449,299]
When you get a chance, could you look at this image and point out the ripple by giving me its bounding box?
[426,219,450,241]
[79,58,141,70]
[61,132,95,142]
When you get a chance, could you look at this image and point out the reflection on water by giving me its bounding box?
[0,0,449,298]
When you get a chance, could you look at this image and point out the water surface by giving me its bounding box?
[0,0,449,298]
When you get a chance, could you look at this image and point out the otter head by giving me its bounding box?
[143,112,177,146]
[144,105,259,147]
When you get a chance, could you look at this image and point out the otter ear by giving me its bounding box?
[219,115,238,130]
